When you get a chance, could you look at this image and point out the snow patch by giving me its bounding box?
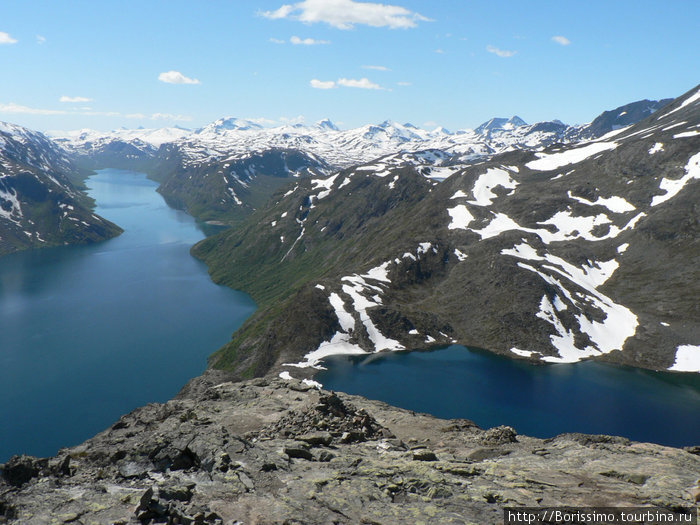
[510,348,534,357]
[648,143,664,155]
[674,130,700,138]
[650,152,700,206]
[453,248,468,261]
[526,142,618,171]
[668,345,700,373]
[665,88,700,116]
[568,191,635,213]
[287,332,367,369]
[468,168,518,206]
[447,205,474,230]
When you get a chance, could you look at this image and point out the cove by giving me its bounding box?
[0,169,256,462]
[316,345,700,447]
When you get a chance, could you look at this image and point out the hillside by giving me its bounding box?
[0,122,122,256]
[192,86,700,378]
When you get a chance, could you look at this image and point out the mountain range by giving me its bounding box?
[48,97,673,225]
[190,86,699,377]
[1,89,697,376]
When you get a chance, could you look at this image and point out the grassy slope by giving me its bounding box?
[192,167,437,377]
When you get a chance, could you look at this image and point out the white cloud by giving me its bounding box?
[158,70,201,85]
[310,79,337,89]
[150,112,193,121]
[552,35,571,46]
[397,81,411,86]
[126,113,146,119]
[434,48,445,54]
[486,45,517,58]
[312,77,385,90]
[246,116,279,126]
[60,96,93,103]
[36,35,46,44]
[269,37,286,44]
[337,77,382,89]
[363,65,390,71]
[261,0,430,30]
[0,32,17,45]
[290,35,330,45]
[280,115,306,124]
[262,4,294,19]
[0,102,66,115]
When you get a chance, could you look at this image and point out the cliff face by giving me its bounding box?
[1,372,698,524]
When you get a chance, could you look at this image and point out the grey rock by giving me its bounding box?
[1,377,698,524]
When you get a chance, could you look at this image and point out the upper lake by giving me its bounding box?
[0,169,256,462]
[316,345,700,447]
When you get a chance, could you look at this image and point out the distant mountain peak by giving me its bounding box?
[432,126,451,135]
[475,116,527,135]
[505,115,527,128]
[198,117,263,134]
[316,118,339,131]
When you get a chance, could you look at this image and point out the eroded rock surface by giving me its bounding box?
[1,372,698,524]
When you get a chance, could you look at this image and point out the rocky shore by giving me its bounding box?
[1,371,699,524]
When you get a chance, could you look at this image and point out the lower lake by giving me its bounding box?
[0,169,256,462]
[316,346,700,447]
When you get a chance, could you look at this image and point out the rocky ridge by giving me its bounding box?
[1,373,698,524]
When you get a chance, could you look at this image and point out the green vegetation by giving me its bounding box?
[191,167,439,375]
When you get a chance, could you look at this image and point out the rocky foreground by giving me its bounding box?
[1,372,698,524]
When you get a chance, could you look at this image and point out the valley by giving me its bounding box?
[1,85,698,524]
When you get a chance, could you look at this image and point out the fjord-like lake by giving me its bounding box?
[2,170,698,462]
[0,169,255,462]
[317,346,700,447]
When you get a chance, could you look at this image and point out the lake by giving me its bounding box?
[0,169,256,462]
[2,169,698,462]
[316,345,700,447]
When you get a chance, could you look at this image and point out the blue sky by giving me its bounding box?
[0,0,698,132]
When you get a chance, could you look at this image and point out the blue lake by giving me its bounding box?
[0,169,256,462]
[316,346,700,447]
[2,169,698,461]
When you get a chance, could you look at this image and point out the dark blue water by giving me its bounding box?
[316,346,700,447]
[0,169,256,462]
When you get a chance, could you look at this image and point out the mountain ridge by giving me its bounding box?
[51,97,674,226]
[0,122,122,256]
[191,85,699,379]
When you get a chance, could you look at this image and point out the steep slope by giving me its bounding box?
[154,145,331,223]
[570,98,673,140]
[193,85,700,379]
[0,122,121,256]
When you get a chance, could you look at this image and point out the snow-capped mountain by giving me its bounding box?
[0,122,121,255]
[474,115,528,135]
[50,96,673,225]
[192,84,700,379]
